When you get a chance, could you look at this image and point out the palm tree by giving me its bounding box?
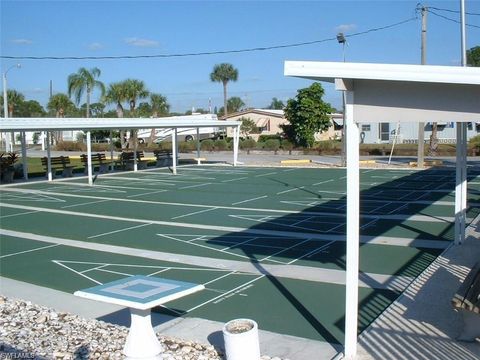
[123,79,149,147]
[148,93,170,145]
[5,89,25,117]
[47,93,74,143]
[67,67,105,118]
[210,63,238,117]
[104,82,128,148]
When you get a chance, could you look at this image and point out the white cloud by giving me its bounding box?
[335,24,357,34]
[11,38,33,45]
[124,37,159,47]
[88,42,104,50]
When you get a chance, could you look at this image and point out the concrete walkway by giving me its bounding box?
[357,217,480,360]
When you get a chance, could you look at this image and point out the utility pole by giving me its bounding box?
[417,6,427,168]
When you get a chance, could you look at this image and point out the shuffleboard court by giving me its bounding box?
[1,165,479,346]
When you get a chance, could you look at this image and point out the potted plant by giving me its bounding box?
[0,152,19,183]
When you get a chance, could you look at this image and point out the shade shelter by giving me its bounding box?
[0,114,241,185]
[284,61,480,359]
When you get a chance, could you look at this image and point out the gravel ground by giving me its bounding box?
[0,296,283,360]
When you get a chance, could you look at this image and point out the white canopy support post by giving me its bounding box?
[86,131,93,186]
[21,131,28,180]
[46,131,52,182]
[233,126,239,166]
[172,128,177,175]
[344,88,360,360]
[196,127,201,165]
[133,132,138,172]
[41,131,46,151]
[109,130,114,172]
[455,122,467,245]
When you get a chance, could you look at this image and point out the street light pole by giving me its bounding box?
[337,33,347,167]
[2,63,21,151]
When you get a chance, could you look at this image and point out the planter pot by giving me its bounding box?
[222,319,260,360]
[1,169,15,183]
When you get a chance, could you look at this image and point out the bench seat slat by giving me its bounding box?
[452,262,480,313]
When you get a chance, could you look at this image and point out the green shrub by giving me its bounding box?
[316,140,335,154]
[264,139,280,153]
[240,138,256,154]
[91,143,111,152]
[281,140,294,153]
[258,134,282,143]
[54,141,86,151]
[214,139,228,151]
[255,141,265,150]
[158,141,172,151]
[178,141,196,153]
[470,135,480,149]
[201,139,215,152]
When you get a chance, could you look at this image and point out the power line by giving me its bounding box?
[1,17,417,61]
[428,6,480,16]
[427,8,480,29]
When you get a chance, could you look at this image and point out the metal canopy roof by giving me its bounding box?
[0,114,240,132]
[284,61,480,123]
[284,61,480,85]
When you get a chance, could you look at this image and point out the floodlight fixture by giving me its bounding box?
[337,33,346,44]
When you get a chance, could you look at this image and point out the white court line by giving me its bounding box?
[221,237,258,251]
[80,264,109,274]
[203,271,237,286]
[171,207,218,220]
[259,238,312,263]
[61,199,111,209]
[288,240,336,265]
[254,172,277,177]
[148,268,171,277]
[52,260,102,285]
[0,210,39,219]
[186,275,265,313]
[232,195,267,206]
[127,190,167,198]
[221,177,248,183]
[282,168,297,172]
[0,244,60,259]
[97,268,134,277]
[313,179,334,186]
[277,186,305,195]
[179,183,212,190]
[88,223,153,239]
[290,216,315,227]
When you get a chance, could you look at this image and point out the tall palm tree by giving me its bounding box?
[68,67,105,118]
[47,93,74,143]
[210,63,238,117]
[123,79,149,147]
[104,82,128,148]
[5,89,25,117]
[148,93,170,145]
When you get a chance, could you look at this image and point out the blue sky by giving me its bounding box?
[1,0,479,113]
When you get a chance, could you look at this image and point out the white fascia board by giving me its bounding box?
[0,114,240,132]
[284,61,480,85]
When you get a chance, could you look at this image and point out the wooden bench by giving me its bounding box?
[452,262,480,341]
[41,156,75,178]
[153,149,172,167]
[116,151,148,170]
[80,153,111,174]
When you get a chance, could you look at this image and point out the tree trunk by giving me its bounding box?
[117,103,126,149]
[223,81,228,117]
[86,88,91,118]
[429,122,438,156]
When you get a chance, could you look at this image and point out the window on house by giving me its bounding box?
[362,124,371,131]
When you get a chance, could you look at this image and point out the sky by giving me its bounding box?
[1,0,479,114]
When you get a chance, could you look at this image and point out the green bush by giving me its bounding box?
[240,138,256,154]
[264,139,280,153]
[54,141,86,151]
[91,143,111,152]
[158,141,172,151]
[316,140,335,153]
[201,139,215,152]
[470,135,480,149]
[178,141,196,153]
[256,141,265,150]
[258,134,282,143]
[281,140,294,153]
[214,139,228,151]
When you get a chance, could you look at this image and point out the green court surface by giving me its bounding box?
[1,165,479,345]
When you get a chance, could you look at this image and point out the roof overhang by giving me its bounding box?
[284,61,480,123]
[0,114,241,132]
